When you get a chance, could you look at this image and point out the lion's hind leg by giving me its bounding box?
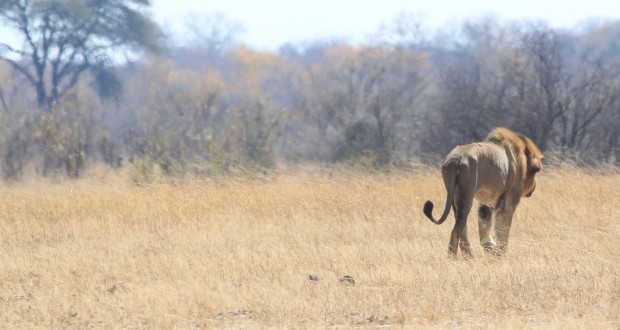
[448,173,475,258]
[458,220,473,258]
[449,203,474,258]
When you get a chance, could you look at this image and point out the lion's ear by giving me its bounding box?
[522,136,543,159]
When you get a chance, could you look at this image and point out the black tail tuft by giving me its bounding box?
[423,201,434,220]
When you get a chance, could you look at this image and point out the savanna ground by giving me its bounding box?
[0,166,618,329]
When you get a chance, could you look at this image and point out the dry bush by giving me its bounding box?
[0,168,618,328]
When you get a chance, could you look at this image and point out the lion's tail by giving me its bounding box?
[423,160,458,225]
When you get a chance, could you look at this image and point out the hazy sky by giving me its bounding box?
[152,0,620,49]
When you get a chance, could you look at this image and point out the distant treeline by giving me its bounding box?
[0,1,619,181]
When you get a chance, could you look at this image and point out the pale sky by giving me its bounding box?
[152,0,620,50]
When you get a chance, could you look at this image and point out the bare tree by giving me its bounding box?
[171,12,243,72]
[303,45,430,166]
[430,20,620,162]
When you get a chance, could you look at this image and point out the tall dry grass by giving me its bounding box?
[0,167,618,328]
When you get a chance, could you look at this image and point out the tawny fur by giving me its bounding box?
[423,127,543,257]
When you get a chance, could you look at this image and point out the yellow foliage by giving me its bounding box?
[131,57,226,124]
[232,46,299,94]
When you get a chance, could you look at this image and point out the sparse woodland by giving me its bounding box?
[0,2,619,328]
[0,2,619,182]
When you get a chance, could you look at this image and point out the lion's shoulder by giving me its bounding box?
[484,127,526,154]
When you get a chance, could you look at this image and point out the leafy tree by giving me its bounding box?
[0,0,162,110]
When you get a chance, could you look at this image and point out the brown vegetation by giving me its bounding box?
[3,4,620,180]
[0,168,617,328]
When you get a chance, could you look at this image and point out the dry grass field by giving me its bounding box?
[0,166,618,328]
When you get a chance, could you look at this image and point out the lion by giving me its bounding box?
[423,127,543,257]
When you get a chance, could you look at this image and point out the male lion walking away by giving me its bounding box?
[423,127,543,258]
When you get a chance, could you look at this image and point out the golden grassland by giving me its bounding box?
[0,166,618,328]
